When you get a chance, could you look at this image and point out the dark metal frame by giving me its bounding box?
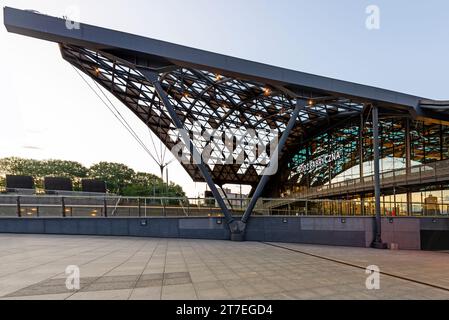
[139,68,236,226]
[371,105,387,248]
[241,99,306,225]
[58,44,368,186]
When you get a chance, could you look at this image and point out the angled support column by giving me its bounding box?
[219,185,234,211]
[371,104,387,249]
[139,69,236,229]
[236,99,305,238]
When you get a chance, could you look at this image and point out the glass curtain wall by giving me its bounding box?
[285,118,449,216]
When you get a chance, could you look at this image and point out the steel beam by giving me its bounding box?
[359,112,365,215]
[359,112,365,179]
[371,105,387,249]
[139,69,236,227]
[219,185,234,211]
[405,118,413,216]
[241,99,306,227]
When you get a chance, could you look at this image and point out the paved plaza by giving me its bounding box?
[0,234,448,300]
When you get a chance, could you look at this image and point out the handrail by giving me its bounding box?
[291,159,449,199]
[0,195,447,218]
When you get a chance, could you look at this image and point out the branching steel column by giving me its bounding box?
[371,105,387,249]
[140,69,235,226]
[219,185,234,211]
[241,99,306,225]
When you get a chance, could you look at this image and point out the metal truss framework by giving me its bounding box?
[58,44,373,233]
[60,44,366,187]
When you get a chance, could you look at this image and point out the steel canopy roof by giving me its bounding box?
[4,7,448,185]
[4,7,426,108]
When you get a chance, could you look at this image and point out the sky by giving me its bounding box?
[1,0,449,197]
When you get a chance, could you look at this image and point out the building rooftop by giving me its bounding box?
[4,7,448,185]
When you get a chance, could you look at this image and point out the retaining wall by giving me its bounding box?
[0,216,447,250]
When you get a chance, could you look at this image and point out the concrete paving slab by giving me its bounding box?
[0,234,448,300]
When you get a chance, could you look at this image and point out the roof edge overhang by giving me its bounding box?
[4,6,427,110]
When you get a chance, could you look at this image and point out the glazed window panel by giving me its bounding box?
[286,118,449,194]
[381,119,406,160]
[424,124,442,162]
[443,189,449,215]
[411,121,445,163]
[411,121,425,163]
[330,123,360,182]
[362,120,374,166]
[288,147,308,186]
[380,119,407,172]
[309,133,330,187]
[442,124,449,160]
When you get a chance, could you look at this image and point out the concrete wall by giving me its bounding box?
[379,218,421,250]
[0,217,230,240]
[420,218,449,250]
[246,217,369,247]
[0,216,447,250]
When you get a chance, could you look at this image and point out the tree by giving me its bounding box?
[122,172,161,197]
[0,157,88,190]
[40,160,88,178]
[166,182,186,198]
[122,172,186,199]
[131,172,163,186]
[0,157,186,197]
[40,160,88,190]
[88,162,134,194]
[0,157,41,176]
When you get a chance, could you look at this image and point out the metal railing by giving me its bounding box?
[0,194,447,218]
[292,159,449,199]
[0,195,249,218]
[256,197,449,217]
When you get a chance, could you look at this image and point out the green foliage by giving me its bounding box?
[41,160,88,178]
[131,172,163,187]
[122,172,186,198]
[0,157,186,197]
[88,162,134,194]
[0,157,41,176]
[0,157,88,190]
[166,182,186,198]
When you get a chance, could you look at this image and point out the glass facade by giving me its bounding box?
[411,122,449,163]
[288,119,361,188]
[283,117,449,216]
